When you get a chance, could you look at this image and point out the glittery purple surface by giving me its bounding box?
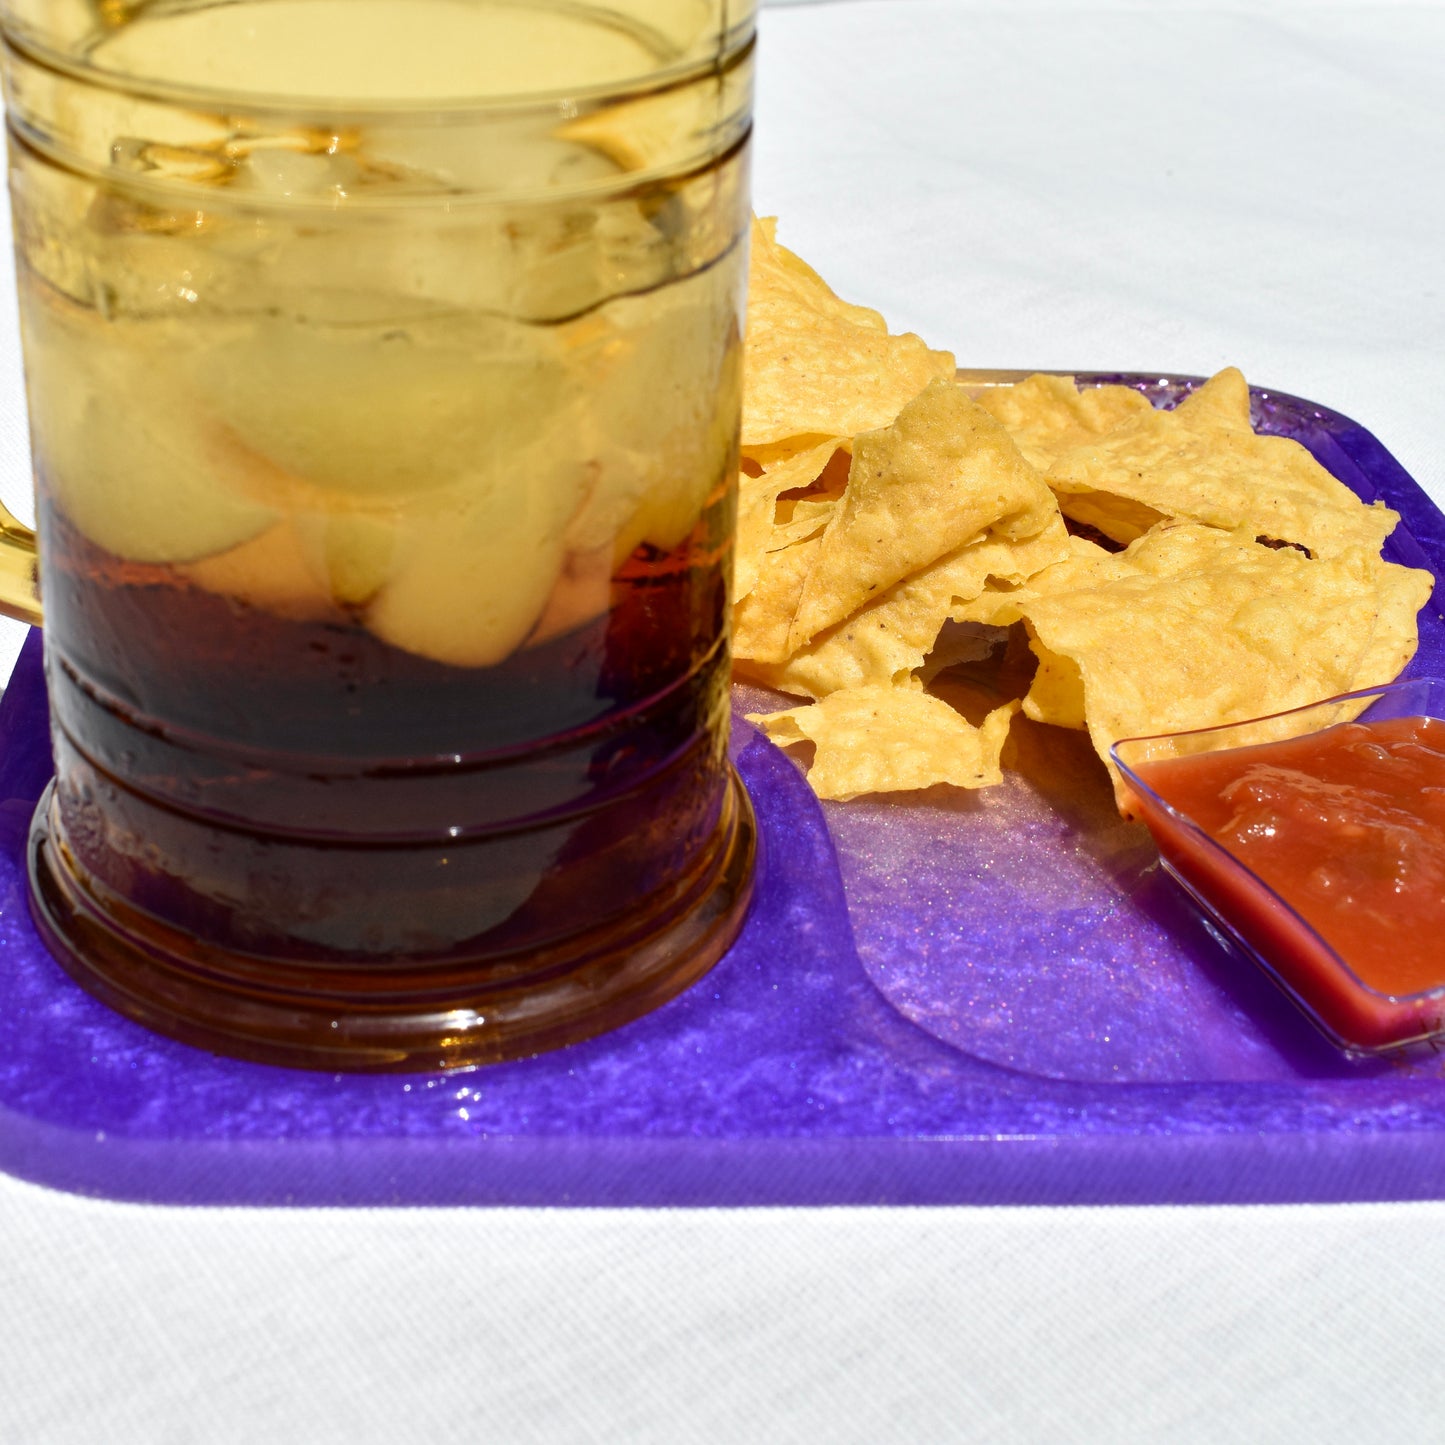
[3,375,1445,1206]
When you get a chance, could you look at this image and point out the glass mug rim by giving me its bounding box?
[0,5,757,120]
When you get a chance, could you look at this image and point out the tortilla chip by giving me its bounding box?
[786,379,1058,652]
[742,217,955,449]
[1021,641,1089,730]
[735,438,843,602]
[1047,368,1398,558]
[973,373,1155,472]
[751,217,888,333]
[749,682,1020,800]
[732,220,1436,814]
[734,532,822,664]
[1175,365,1253,428]
[950,534,1121,628]
[1050,492,1165,547]
[767,496,839,551]
[1007,523,1434,794]
[744,512,1070,699]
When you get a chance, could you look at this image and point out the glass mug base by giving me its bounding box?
[26,771,756,1072]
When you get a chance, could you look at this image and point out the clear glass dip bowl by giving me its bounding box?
[1113,678,1445,1055]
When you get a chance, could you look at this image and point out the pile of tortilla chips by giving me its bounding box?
[736,217,1436,805]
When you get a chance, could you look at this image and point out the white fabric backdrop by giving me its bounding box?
[3,3,1445,1440]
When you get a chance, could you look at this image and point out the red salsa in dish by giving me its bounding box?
[1128,715,1445,1049]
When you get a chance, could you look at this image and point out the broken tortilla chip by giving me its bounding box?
[742,217,955,450]
[734,531,822,665]
[786,379,1058,653]
[973,373,1155,473]
[749,682,1020,800]
[1047,368,1399,558]
[743,512,1070,699]
[735,438,843,603]
[1007,523,1434,796]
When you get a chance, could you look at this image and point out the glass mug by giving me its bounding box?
[0,0,757,1070]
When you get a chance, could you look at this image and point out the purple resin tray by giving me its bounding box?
[3,373,1444,1207]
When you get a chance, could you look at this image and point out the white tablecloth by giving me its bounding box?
[3,3,1444,1439]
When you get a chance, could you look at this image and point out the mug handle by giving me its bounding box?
[0,499,41,625]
